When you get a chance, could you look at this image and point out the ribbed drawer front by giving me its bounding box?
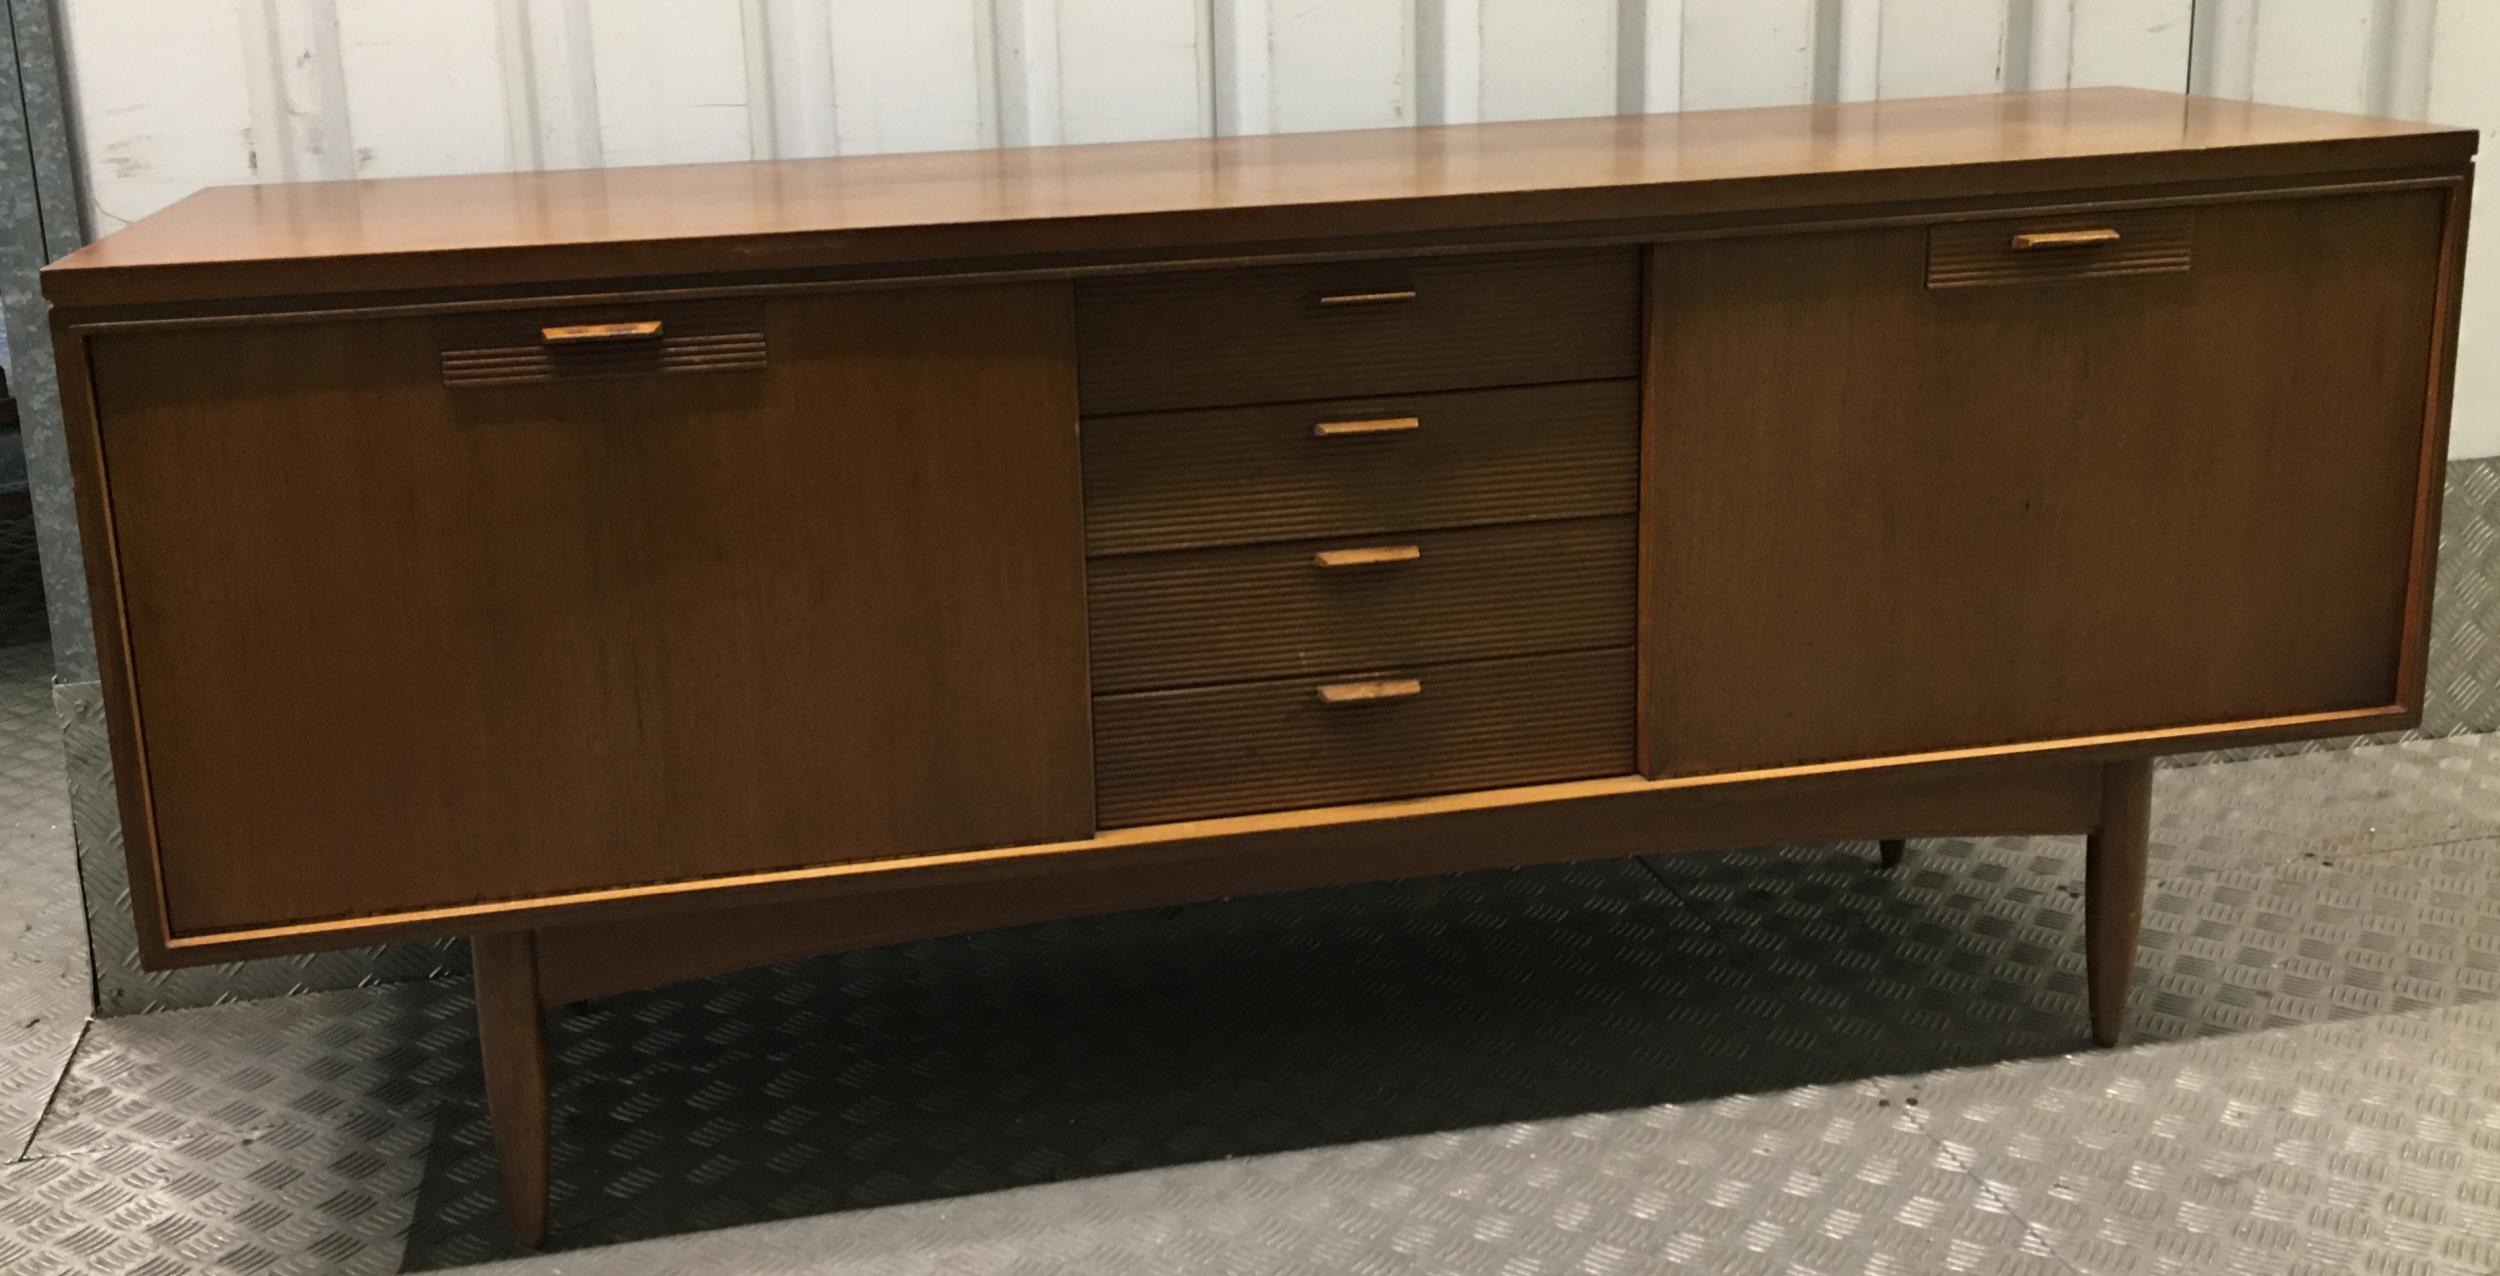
[1927,205,2195,289]
[1094,647,1634,827]
[1090,517,1634,693]
[437,299,767,387]
[1083,379,1638,556]
[1076,249,1641,415]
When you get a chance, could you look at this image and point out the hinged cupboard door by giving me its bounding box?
[93,283,1093,939]
[1644,189,2452,776]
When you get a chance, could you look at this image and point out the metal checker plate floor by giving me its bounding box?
[0,641,86,1162]
[6,684,2500,1271]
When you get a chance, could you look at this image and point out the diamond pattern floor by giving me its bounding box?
[5,655,2500,1271]
[0,641,84,1160]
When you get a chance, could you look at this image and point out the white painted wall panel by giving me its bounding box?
[62,1,255,232]
[2247,0,2378,115]
[828,0,992,154]
[1057,0,1206,142]
[753,0,842,159]
[588,0,753,167]
[1477,0,1615,123]
[1676,0,1815,110]
[2188,0,2256,98]
[238,0,353,182]
[335,0,511,178]
[2067,0,2190,92]
[1830,0,1880,102]
[500,0,605,170]
[2431,0,2499,458]
[1413,0,1480,125]
[994,0,1062,146]
[1617,0,1680,113]
[1266,0,1413,134]
[1877,0,2007,99]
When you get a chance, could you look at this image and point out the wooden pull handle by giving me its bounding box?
[541,320,665,344]
[1311,415,1420,439]
[1312,545,1421,569]
[2009,228,2122,251]
[1316,288,1417,307]
[1315,678,1422,705]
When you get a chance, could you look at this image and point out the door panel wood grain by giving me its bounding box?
[1644,190,2448,776]
[94,284,1094,934]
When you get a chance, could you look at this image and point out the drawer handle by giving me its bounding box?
[1316,289,1417,307]
[2009,228,2122,251]
[541,320,665,344]
[1311,415,1421,439]
[1316,678,1422,706]
[1313,545,1422,570]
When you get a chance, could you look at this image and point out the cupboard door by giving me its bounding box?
[94,284,1093,936]
[1645,190,2448,776]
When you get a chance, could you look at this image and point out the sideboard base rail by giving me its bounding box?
[472,752,2159,1250]
[530,756,2105,1005]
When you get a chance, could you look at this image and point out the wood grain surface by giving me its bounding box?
[1644,188,2448,775]
[1075,249,1639,414]
[1095,647,1634,827]
[1082,379,1638,556]
[1089,517,1635,693]
[94,283,1095,934]
[43,89,2473,309]
[1926,205,2196,288]
[533,757,2105,1005]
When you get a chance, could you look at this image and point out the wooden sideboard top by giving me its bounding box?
[43,87,2473,310]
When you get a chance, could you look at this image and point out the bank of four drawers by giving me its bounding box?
[1078,248,1643,828]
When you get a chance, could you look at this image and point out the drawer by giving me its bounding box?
[1076,249,1641,414]
[1094,647,1633,827]
[1927,205,2195,289]
[1084,379,1638,556]
[1090,517,1634,693]
[436,298,768,386]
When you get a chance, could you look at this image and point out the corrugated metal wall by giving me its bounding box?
[60,1,2192,220]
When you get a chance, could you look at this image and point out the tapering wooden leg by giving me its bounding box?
[2084,759,2153,1048]
[1877,838,1907,869]
[472,931,551,1249]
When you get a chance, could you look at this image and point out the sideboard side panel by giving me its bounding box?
[1644,189,2450,776]
[92,283,1094,938]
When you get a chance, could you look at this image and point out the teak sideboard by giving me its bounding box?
[44,89,2474,1245]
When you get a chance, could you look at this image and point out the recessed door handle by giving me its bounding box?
[540,320,664,344]
[1313,545,1422,569]
[2009,228,2122,251]
[1316,678,1422,705]
[1316,289,1417,307]
[1311,416,1420,439]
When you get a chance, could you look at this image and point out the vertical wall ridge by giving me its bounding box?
[1210,0,1267,135]
[2373,0,2436,120]
[492,0,543,170]
[739,0,777,159]
[556,0,601,168]
[993,0,1059,147]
